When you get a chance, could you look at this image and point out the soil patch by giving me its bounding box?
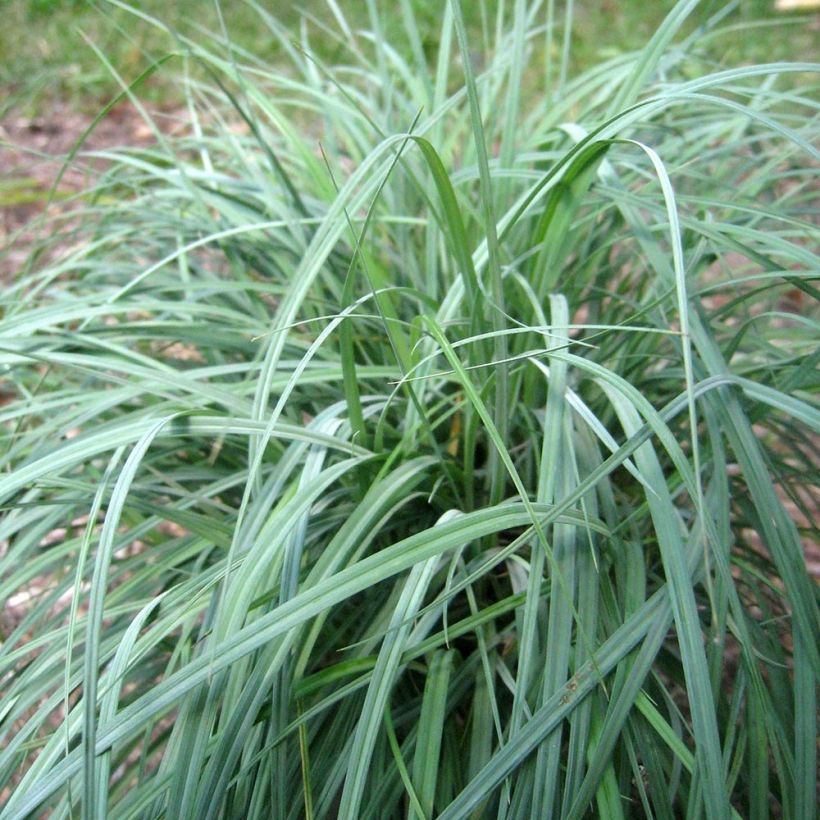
[0,101,184,282]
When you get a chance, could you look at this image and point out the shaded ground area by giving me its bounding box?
[0,102,183,282]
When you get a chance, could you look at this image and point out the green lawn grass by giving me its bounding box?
[2,0,817,113]
[1,1,818,818]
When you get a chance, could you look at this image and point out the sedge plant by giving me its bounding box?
[1,1,818,817]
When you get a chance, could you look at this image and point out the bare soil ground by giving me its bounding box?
[0,101,182,282]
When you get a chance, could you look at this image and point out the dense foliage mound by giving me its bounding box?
[1,1,818,817]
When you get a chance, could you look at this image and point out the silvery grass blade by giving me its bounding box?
[1,0,817,817]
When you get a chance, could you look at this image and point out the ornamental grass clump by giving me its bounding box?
[1,1,818,817]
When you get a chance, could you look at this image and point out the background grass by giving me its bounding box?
[1,1,818,818]
[2,0,818,114]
